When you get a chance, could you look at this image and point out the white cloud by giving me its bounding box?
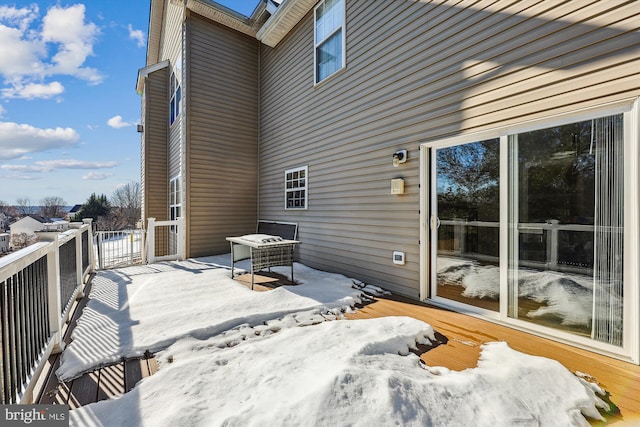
[1,159,118,174]
[2,173,41,180]
[0,4,103,100]
[0,105,5,118]
[42,4,102,83]
[1,81,64,99]
[83,171,114,180]
[128,24,145,48]
[0,121,80,160]
[38,159,118,170]
[0,4,39,29]
[107,115,133,129]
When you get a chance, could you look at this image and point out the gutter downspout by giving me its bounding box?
[257,41,261,223]
[180,0,189,258]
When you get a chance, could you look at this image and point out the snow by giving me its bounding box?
[61,255,607,426]
[437,256,600,326]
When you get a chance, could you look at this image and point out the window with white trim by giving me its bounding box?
[169,69,181,125]
[169,176,181,231]
[314,0,345,84]
[285,166,308,209]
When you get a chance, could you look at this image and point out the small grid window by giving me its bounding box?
[285,166,308,210]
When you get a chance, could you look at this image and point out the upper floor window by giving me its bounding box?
[314,0,345,84]
[169,65,182,125]
[285,166,308,209]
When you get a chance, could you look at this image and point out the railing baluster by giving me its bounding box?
[24,266,34,387]
[1,277,9,404]
[7,275,17,403]
[17,271,26,394]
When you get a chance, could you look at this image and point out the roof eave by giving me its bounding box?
[146,0,165,67]
[256,0,316,47]
[136,60,170,95]
[177,0,274,40]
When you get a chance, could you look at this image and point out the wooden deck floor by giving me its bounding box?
[348,293,640,426]
[35,280,158,409]
[35,272,639,425]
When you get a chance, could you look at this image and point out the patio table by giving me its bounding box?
[226,234,300,289]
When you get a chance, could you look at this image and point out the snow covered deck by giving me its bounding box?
[33,256,639,426]
[37,281,158,408]
[349,294,640,425]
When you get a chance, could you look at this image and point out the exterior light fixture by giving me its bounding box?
[392,149,407,167]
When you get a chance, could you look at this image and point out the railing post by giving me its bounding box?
[83,218,94,274]
[147,218,156,264]
[453,219,465,255]
[130,231,134,265]
[35,232,64,355]
[546,219,559,269]
[177,217,185,261]
[97,232,103,270]
[74,227,84,299]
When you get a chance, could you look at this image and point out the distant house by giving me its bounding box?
[0,213,9,232]
[0,233,9,253]
[67,204,82,221]
[137,0,640,364]
[10,215,70,237]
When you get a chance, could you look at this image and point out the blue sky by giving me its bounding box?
[0,0,259,207]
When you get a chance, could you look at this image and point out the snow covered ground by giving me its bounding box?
[62,255,608,427]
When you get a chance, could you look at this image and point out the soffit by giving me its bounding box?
[257,0,316,47]
[185,0,267,37]
[145,0,309,66]
[146,0,165,66]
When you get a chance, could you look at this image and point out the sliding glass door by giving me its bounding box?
[427,108,632,353]
[432,139,500,312]
[508,114,624,344]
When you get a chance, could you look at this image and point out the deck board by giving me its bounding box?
[36,281,157,409]
[348,293,640,424]
[97,362,126,400]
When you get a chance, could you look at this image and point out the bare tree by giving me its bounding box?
[0,200,17,217]
[111,182,141,229]
[15,197,32,216]
[11,232,38,250]
[40,196,67,218]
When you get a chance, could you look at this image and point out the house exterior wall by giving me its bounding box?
[0,234,10,253]
[160,1,184,69]
[165,2,185,198]
[184,13,259,257]
[258,0,640,297]
[141,66,169,224]
[10,217,45,237]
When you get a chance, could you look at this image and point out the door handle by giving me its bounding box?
[430,215,440,230]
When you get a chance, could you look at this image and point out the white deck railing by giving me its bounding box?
[438,219,614,273]
[145,217,185,264]
[95,230,145,270]
[0,219,94,404]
